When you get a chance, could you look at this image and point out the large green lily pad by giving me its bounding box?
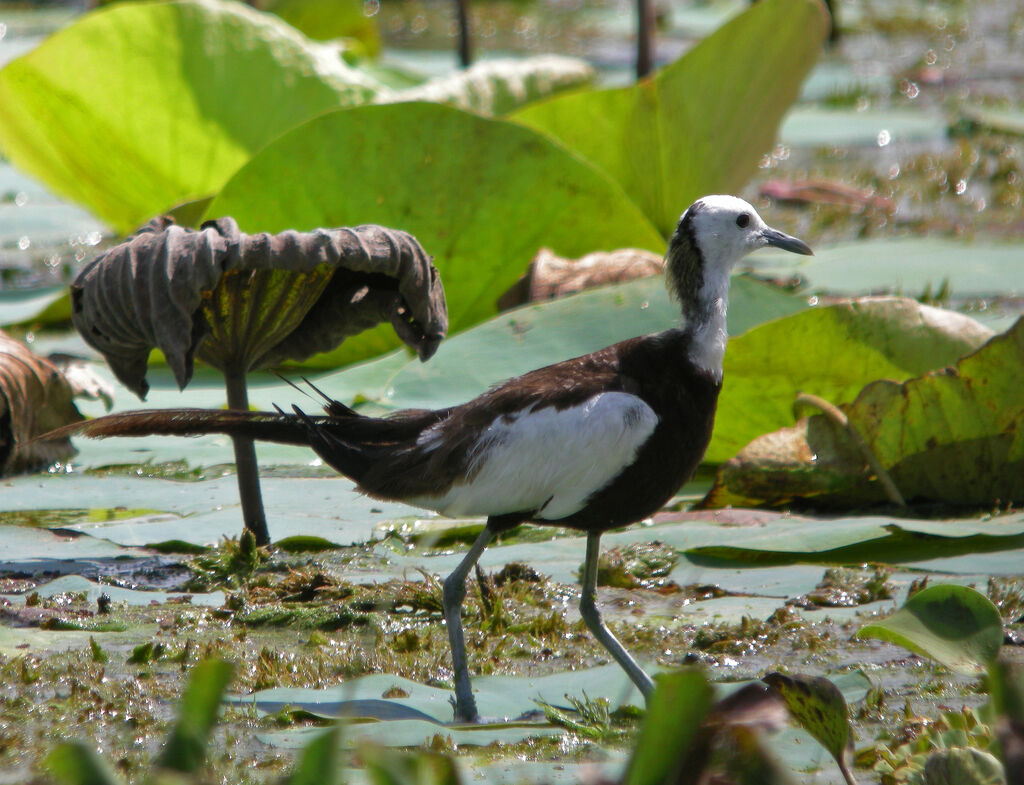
[0,0,377,232]
[207,101,664,365]
[513,0,827,236]
[710,298,991,463]
[707,317,1024,507]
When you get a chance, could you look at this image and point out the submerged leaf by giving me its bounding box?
[71,217,446,398]
[706,315,1023,507]
[0,0,378,232]
[857,584,1003,673]
[0,330,83,475]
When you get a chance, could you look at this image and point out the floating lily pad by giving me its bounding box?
[857,584,1004,673]
[778,106,948,147]
[709,298,991,463]
[756,239,1024,299]
[0,575,224,608]
[233,662,646,728]
[257,721,562,750]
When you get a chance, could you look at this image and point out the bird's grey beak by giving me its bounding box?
[762,227,813,256]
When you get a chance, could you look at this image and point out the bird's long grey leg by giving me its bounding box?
[579,531,655,699]
[443,524,494,724]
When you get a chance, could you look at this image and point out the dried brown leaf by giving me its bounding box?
[0,331,83,475]
[497,247,663,310]
[71,217,447,397]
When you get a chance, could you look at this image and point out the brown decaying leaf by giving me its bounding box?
[0,331,83,475]
[71,216,448,398]
[497,247,664,310]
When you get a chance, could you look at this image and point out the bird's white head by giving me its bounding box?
[665,194,812,309]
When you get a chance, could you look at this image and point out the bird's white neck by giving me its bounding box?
[682,261,731,383]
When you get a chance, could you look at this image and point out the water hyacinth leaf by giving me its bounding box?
[708,298,991,464]
[856,584,1003,673]
[513,0,827,236]
[157,658,236,772]
[0,0,379,233]
[0,330,83,475]
[922,748,1007,785]
[45,741,125,785]
[763,673,855,784]
[706,317,1024,507]
[384,56,595,117]
[207,101,664,359]
[624,669,714,785]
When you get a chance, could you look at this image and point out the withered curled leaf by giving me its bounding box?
[497,247,663,310]
[71,216,447,398]
[0,331,83,475]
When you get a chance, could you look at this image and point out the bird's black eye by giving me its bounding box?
[736,213,750,228]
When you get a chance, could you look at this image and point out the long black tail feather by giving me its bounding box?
[43,408,327,446]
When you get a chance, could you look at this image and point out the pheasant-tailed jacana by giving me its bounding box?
[59,196,812,722]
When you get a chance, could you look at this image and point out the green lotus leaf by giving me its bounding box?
[709,297,993,466]
[857,584,1003,674]
[206,101,664,363]
[513,0,828,235]
[706,314,1023,508]
[0,0,379,233]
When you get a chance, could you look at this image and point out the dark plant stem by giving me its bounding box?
[455,0,471,68]
[224,365,270,546]
[636,0,654,79]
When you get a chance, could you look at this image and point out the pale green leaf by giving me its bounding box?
[206,101,665,361]
[0,0,377,232]
[513,0,828,235]
[857,584,1004,673]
